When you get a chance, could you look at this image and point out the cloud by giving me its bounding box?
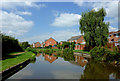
[0,2,46,10]
[0,10,34,36]
[21,29,80,43]
[109,26,118,32]
[92,2,118,18]
[17,11,32,16]
[74,1,118,25]
[51,70,82,79]
[51,13,81,27]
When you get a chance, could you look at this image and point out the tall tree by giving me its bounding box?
[79,8,109,47]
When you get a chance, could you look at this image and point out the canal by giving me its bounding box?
[6,53,120,80]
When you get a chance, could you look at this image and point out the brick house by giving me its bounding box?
[44,37,57,47]
[67,35,86,50]
[108,30,120,50]
[33,42,41,48]
[67,35,85,44]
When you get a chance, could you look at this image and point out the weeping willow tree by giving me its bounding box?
[79,8,109,48]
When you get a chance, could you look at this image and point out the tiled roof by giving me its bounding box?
[68,35,82,41]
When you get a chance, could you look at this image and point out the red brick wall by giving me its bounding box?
[75,45,86,50]
[109,34,119,42]
[77,36,85,44]
[34,42,41,48]
[45,38,57,46]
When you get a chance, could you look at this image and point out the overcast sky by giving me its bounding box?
[0,0,119,44]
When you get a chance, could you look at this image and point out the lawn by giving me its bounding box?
[0,52,35,72]
[73,50,90,54]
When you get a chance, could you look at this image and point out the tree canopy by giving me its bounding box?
[79,8,109,47]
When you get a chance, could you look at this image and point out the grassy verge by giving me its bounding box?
[73,50,90,54]
[0,52,35,72]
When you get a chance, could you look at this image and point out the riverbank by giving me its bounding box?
[0,52,35,72]
[37,48,89,54]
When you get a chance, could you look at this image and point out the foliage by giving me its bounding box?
[20,41,30,50]
[62,48,74,61]
[73,50,89,54]
[61,42,75,49]
[1,33,23,57]
[0,52,35,71]
[79,8,109,47]
[45,45,52,49]
[90,46,120,62]
[57,44,61,49]
[26,48,38,54]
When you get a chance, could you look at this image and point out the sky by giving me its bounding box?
[0,0,119,44]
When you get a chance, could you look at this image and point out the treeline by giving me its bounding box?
[1,33,30,57]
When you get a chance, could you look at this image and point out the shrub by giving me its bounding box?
[90,46,111,61]
[90,46,120,62]
[26,48,38,54]
[2,33,23,57]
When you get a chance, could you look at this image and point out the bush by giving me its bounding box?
[2,33,23,57]
[26,48,38,54]
[90,46,111,61]
[90,46,120,62]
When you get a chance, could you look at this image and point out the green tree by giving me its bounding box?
[1,33,23,56]
[79,8,109,48]
[20,41,30,49]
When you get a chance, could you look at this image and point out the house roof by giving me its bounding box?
[67,35,82,41]
[34,42,41,44]
[109,30,120,34]
[45,37,57,42]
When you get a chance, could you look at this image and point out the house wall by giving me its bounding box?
[75,45,86,50]
[76,36,85,44]
[33,42,41,48]
[45,38,57,46]
[108,34,119,43]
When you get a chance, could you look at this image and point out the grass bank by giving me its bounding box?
[73,50,90,54]
[38,48,89,54]
[0,52,35,72]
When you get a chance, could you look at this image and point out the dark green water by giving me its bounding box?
[7,53,120,80]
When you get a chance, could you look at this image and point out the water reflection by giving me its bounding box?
[44,54,58,63]
[69,56,88,67]
[80,60,120,80]
[6,53,120,80]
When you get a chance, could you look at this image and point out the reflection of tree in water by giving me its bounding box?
[62,53,75,61]
[30,58,36,64]
[80,61,120,80]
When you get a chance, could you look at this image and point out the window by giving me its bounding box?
[50,42,51,44]
[109,35,111,37]
[114,34,116,36]
[111,39,114,42]
[82,40,84,42]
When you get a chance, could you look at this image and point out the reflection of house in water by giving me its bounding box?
[69,55,88,67]
[44,54,58,63]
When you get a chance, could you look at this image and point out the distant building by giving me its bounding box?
[67,35,85,44]
[108,30,120,49]
[108,30,120,44]
[44,37,57,47]
[68,35,86,50]
[33,42,41,48]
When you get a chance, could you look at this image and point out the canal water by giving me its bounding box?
[7,53,120,80]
